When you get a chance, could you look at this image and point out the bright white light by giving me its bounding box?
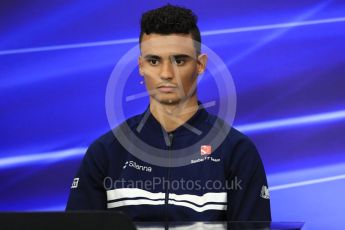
[1,17,344,55]
[236,110,345,133]
[0,148,86,169]
[270,174,345,191]
[201,16,345,36]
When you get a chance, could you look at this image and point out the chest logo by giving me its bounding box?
[123,160,152,173]
[200,145,212,155]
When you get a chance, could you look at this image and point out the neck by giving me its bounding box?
[149,96,199,133]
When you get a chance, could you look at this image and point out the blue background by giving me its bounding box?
[1,0,345,229]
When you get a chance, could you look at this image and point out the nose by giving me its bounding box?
[160,60,174,80]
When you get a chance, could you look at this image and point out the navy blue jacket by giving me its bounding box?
[66,105,271,221]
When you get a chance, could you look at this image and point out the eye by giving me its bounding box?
[148,59,159,66]
[173,58,185,66]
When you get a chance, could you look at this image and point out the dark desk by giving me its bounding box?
[135,221,304,230]
[0,212,304,230]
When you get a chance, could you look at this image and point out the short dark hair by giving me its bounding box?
[139,4,201,55]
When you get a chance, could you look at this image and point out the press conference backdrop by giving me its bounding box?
[1,1,344,229]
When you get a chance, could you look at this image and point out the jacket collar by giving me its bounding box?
[139,101,210,137]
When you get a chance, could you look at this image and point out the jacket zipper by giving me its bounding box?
[164,133,173,222]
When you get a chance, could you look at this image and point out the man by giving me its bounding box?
[66,4,271,222]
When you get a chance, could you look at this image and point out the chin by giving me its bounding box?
[154,95,181,105]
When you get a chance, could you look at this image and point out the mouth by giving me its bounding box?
[157,84,177,93]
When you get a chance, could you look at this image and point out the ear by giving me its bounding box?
[138,56,144,76]
[196,54,208,75]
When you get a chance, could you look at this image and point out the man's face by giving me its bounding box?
[139,33,207,105]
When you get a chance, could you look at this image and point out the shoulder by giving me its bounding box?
[228,127,256,148]
[205,113,261,163]
[205,113,255,148]
[89,113,143,150]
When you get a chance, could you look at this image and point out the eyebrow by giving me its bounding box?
[143,54,194,60]
[172,54,194,60]
[143,55,161,60]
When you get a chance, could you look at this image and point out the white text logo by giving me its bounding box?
[191,156,220,164]
[123,161,152,172]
